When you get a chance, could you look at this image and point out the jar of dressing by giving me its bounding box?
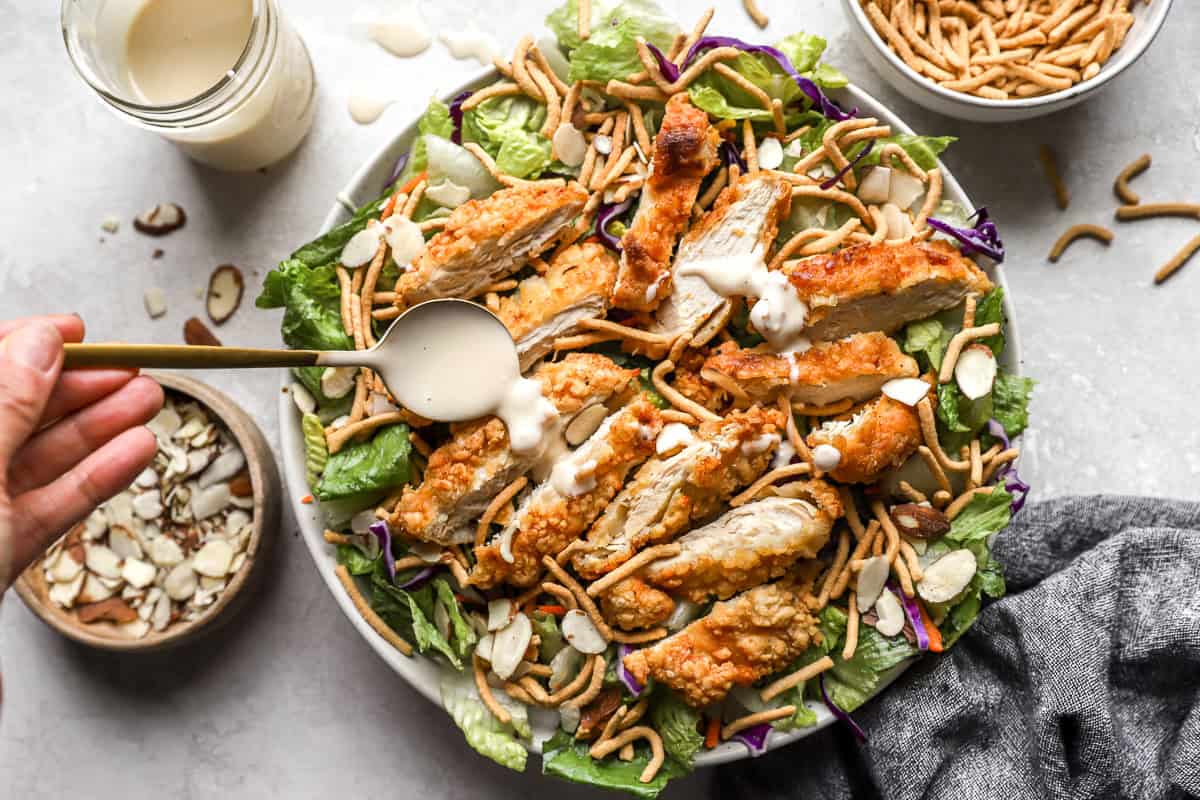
[62,0,316,172]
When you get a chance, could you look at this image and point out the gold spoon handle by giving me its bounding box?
[63,343,325,371]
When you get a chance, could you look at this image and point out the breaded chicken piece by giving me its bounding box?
[395,182,588,305]
[471,397,663,588]
[573,406,785,580]
[670,348,727,414]
[392,354,637,544]
[612,95,719,311]
[781,240,993,341]
[806,381,933,484]
[600,480,841,630]
[642,486,838,602]
[651,173,792,345]
[496,242,618,370]
[622,576,823,707]
[702,333,920,407]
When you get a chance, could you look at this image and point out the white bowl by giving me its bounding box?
[841,0,1174,123]
[278,76,1020,768]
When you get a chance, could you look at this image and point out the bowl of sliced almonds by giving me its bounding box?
[14,372,281,651]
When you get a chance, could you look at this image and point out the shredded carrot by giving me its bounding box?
[919,601,944,653]
[398,171,428,196]
[704,716,720,749]
[380,191,401,220]
[535,604,568,616]
[300,494,314,505]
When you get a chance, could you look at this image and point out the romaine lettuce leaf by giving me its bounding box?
[461,95,552,179]
[973,287,1006,355]
[397,98,457,186]
[542,729,686,798]
[316,423,412,502]
[823,623,917,712]
[944,487,1013,547]
[648,692,703,768]
[531,611,565,662]
[928,489,1012,646]
[775,605,845,729]
[257,260,353,352]
[903,318,951,372]
[855,134,956,172]
[336,543,377,576]
[433,577,477,662]
[371,568,463,668]
[440,670,529,771]
[546,0,679,83]
[992,372,1035,437]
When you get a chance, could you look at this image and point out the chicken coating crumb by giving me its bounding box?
[806,383,933,484]
[622,577,823,707]
[601,577,676,631]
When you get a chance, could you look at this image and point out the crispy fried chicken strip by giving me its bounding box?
[651,173,792,346]
[622,575,823,707]
[806,381,933,484]
[781,240,993,341]
[392,354,637,544]
[612,95,719,311]
[471,397,663,588]
[702,333,920,407]
[496,242,618,370]
[573,406,785,580]
[395,182,588,306]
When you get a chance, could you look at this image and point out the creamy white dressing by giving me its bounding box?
[676,245,812,354]
[771,439,797,469]
[440,31,499,65]
[655,422,697,455]
[741,432,781,456]
[812,444,842,472]
[319,301,557,455]
[550,456,598,498]
[348,92,395,125]
[367,16,432,57]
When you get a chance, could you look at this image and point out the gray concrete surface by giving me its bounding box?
[1,0,1196,797]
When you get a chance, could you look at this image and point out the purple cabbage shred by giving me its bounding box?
[732,722,773,756]
[398,566,437,590]
[719,140,747,172]
[681,36,855,121]
[616,644,644,697]
[449,89,472,144]
[889,581,930,651]
[821,139,876,190]
[986,418,1029,512]
[384,153,410,192]
[594,198,633,251]
[819,674,867,743]
[927,207,1005,263]
[368,520,395,580]
[644,41,681,83]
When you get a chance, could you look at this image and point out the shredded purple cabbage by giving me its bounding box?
[681,36,855,122]
[719,140,747,172]
[986,419,1029,512]
[927,208,1005,263]
[732,722,773,756]
[644,41,681,83]
[449,89,472,145]
[384,153,410,192]
[819,674,866,743]
[594,198,633,251]
[820,139,876,190]
[890,582,929,651]
[368,520,395,580]
[616,644,644,697]
[398,566,437,590]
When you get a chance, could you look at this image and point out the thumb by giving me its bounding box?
[0,321,64,469]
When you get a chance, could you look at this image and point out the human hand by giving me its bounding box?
[0,316,163,593]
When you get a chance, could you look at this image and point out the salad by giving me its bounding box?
[257,2,1033,796]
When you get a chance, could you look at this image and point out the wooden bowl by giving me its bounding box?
[14,372,281,652]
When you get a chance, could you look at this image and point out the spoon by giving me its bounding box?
[62,299,522,423]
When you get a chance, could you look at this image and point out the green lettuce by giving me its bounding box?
[441,670,529,771]
[944,488,1013,547]
[992,372,1035,437]
[433,577,478,662]
[371,569,466,668]
[257,260,353,352]
[855,134,956,171]
[461,95,552,179]
[937,382,992,435]
[974,287,1006,355]
[531,611,565,662]
[775,605,846,729]
[823,621,917,712]
[648,692,704,768]
[546,0,679,84]
[542,729,686,799]
[398,98,456,184]
[931,489,1013,646]
[316,423,412,502]
[903,318,951,372]
[336,543,377,576]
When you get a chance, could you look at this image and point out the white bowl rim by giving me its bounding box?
[843,0,1174,110]
[277,73,1021,768]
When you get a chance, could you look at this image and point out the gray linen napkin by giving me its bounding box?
[716,496,1200,800]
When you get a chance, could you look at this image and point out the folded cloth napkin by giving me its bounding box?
[716,496,1200,800]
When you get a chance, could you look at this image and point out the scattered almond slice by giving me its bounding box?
[954,345,997,400]
[320,366,358,400]
[873,591,906,637]
[84,544,123,580]
[561,609,606,654]
[881,377,932,407]
[122,557,158,589]
[199,450,245,488]
[757,137,784,170]
[206,265,245,324]
[855,555,890,612]
[552,123,588,167]
[193,539,234,578]
[917,549,977,603]
[489,612,532,680]
[487,598,515,631]
[164,561,198,601]
[78,573,117,604]
[49,572,86,608]
[144,288,167,319]
[290,382,316,415]
[133,203,186,236]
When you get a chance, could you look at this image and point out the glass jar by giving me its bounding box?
[62,0,317,172]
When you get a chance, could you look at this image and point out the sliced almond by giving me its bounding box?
[289,382,316,415]
[564,404,608,446]
[198,450,245,488]
[954,344,997,400]
[340,223,384,268]
[164,561,198,601]
[230,552,247,574]
[206,264,244,325]
[77,597,139,625]
[78,573,117,603]
[193,539,234,577]
[183,317,222,347]
[143,288,167,319]
[84,544,123,579]
[122,557,158,589]
[889,171,925,210]
[549,645,583,690]
[487,598,515,632]
[191,483,231,520]
[131,490,164,521]
[151,591,172,631]
[488,612,532,680]
[49,549,85,583]
[228,472,253,497]
[108,524,144,559]
[475,633,494,662]
[552,123,588,167]
[561,609,606,654]
[917,549,977,604]
[49,571,86,608]
[119,619,152,639]
[757,137,784,170]
[873,590,906,637]
[148,535,185,568]
[133,202,186,236]
[135,466,160,489]
[889,504,950,540]
[147,406,182,440]
[423,180,471,210]
[320,366,358,399]
[855,555,890,613]
[857,166,891,205]
[882,377,933,407]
